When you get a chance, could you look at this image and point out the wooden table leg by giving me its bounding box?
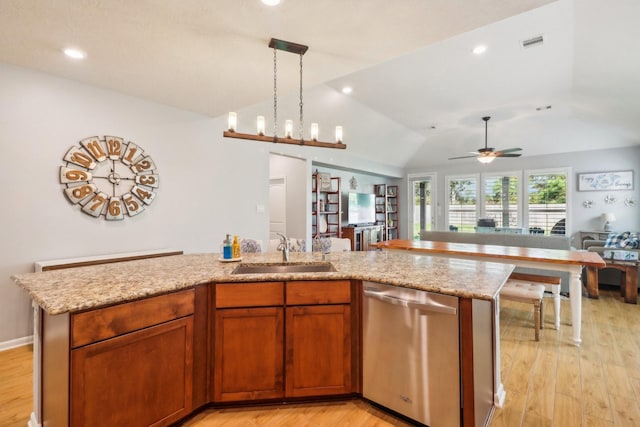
[586,266,599,299]
[624,265,638,304]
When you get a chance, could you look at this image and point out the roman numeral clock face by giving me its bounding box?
[60,136,159,220]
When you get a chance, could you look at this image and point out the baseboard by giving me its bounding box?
[0,335,33,351]
[28,412,41,427]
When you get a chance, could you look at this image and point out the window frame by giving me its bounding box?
[445,173,480,232]
[481,170,523,228]
[523,167,571,235]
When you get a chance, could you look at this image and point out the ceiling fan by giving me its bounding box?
[448,116,522,164]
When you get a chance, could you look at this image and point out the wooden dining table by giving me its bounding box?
[373,239,606,346]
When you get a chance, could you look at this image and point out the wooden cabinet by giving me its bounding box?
[342,225,383,251]
[286,280,352,397]
[213,282,285,402]
[214,308,284,401]
[286,304,351,397]
[213,280,354,403]
[374,184,399,240]
[70,289,195,427]
[312,172,342,238]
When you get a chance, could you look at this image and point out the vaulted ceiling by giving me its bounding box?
[1,0,638,169]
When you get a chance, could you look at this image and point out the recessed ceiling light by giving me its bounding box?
[341,86,353,94]
[472,45,487,55]
[63,48,86,60]
[261,0,281,5]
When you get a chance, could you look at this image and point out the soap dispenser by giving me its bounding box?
[232,235,241,259]
[222,234,232,259]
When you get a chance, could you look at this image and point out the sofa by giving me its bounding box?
[420,230,572,293]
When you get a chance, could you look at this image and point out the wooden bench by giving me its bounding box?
[502,272,563,340]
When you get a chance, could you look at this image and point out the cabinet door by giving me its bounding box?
[285,304,352,397]
[71,317,193,427]
[214,307,284,402]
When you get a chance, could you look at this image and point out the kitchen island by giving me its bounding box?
[12,250,514,427]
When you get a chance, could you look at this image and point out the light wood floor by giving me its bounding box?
[0,344,33,427]
[2,288,639,427]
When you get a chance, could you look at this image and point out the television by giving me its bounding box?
[345,192,376,225]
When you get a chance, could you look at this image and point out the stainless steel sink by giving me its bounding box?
[231,262,336,274]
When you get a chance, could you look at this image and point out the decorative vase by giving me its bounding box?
[319,215,328,233]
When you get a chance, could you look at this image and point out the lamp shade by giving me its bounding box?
[601,213,616,222]
[477,155,495,164]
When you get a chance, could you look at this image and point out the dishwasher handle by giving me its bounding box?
[364,288,457,315]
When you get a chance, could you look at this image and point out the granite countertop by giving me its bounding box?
[11,251,515,315]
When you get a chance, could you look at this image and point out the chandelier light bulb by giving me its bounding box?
[285,120,293,138]
[310,123,319,141]
[227,112,237,132]
[257,116,266,136]
[335,126,343,143]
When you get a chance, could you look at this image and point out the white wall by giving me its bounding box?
[0,63,273,344]
[404,146,640,243]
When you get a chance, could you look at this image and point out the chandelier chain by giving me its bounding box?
[273,47,278,141]
[299,53,304,142]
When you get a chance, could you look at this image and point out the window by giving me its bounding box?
[525,169,569,235]
[483,173,521,228]
[446,175,478,232]
[408,174,435,239]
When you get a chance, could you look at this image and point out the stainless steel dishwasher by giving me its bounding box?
[363,281,460,427]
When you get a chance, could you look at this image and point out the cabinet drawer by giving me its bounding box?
[71,289,194,348]
[216,282,284,308]
[286,280,351,305]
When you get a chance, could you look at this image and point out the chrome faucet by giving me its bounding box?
[277,233,290,262]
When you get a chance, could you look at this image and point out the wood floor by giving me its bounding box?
[0,344,32,427]
[1,287,639,427]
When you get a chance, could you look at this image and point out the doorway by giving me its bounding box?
[408,174,436,239]
[269,177,286,240]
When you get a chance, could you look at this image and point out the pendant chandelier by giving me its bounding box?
[223,38,346,150]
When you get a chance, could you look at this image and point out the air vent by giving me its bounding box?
[521,35,544,49]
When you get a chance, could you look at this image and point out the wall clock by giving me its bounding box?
[60,136,159,220]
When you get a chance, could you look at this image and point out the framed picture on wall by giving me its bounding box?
[577,170,633,191]
[319,173,332,190]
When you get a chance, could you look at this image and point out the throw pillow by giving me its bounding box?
[312,237,332,253]
[604,232,628,248]
[290,238,306,252]
[621,232,639,249]
[240,239,261,253]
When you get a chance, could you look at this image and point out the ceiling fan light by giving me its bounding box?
[477,155,495,164]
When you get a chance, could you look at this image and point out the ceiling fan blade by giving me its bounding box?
[450,118,525,161]
[495,147,522,154]
[448,154,479,160]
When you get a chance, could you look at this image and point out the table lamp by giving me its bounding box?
[601,212,616,232]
